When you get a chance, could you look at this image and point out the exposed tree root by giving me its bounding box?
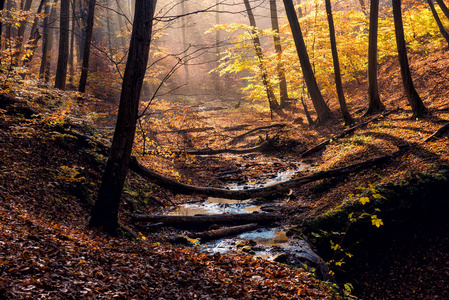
[189,223,259,241]
[424,121,449,142]
[128,145,409,200]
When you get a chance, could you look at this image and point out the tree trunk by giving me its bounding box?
[325,0,353,125]
[190,223,259,241]
[270,0,289,107]
[14,0,33,65]
[366,0,385,115]
[392,0,427,118]
[0,0,6,54]
[243,0,280,115]
[89,0,157,234]
[283,0,331,124]
[39,0,56,82]
[22,0,47,66]
[78,0,96,93]
[55,0,70,89]
[68,0,75,85]
[427,0,449,47]
[435,0,449,21]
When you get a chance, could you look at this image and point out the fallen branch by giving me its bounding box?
[300,111,394,157]
[424,122,449,142]
[129,145,409,200]
[229,124,286,145]
[129,213,282,225]
[189,223,258,241]
[174,141,272,156]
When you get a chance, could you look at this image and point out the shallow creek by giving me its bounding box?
[166,161,331,280]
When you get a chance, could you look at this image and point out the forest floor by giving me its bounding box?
[1,47,449,299]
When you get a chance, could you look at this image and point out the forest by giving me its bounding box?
[0,0,449,298]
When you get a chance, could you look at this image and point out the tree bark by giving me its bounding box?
[283,0,331,124]
[427,0,449,48]
[270,0,289,107]
[78,0,96,93]
[325,0,353,125]
[243,0,280,115]
[366,0,385,115]
[89,0,157,234]
[14,0,33,65]
[22,0,47,66]
[39,0,56,82]
[55,0,70,89]
[0,0,5,55]
[435,0,449,21]
[392,0,427,118]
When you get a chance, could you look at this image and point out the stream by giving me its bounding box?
[166,161,331,281]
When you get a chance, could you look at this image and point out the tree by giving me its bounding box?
[55,0,70,89]
[270,0,289,107]
[366,0,385,115]
[283,0,331,124]
[78,0,96,93]
[427,0,449,47]
[14,0,33,65]
[392,0,426,118]
[324,0,353,125]
[243,0,280,115]
[23,0,48,66]
[39,0,56,81]
[89,0,157,234]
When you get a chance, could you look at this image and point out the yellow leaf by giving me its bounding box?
[359,196,370,205]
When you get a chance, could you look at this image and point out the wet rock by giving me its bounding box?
[241,246,255,254]
[273,253,288,263]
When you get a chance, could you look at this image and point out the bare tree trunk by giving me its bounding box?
[68,0,75,86]
[392,0,426,118]
[78,0,96,93]
[14,0,33,65]
[39,0,56,81]
[325,0,353,125]
[366,0,384,115]
[427,0,449,47]
[89,0,157,234]
[22,0,47,66]
[243,0,280,115]
[283,0,331,124]
[435,0,449,20]
[181,0,189,86]
[0,0,6,56]
[55,0,70,89]
[270,0,289,107]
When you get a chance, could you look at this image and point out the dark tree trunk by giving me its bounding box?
[392,0,427,118]
[427,0,449,47]
[78,0,96,93]
[283,0,331,124]
[0,0,5,54]
[23,0,47,66]
[39,0,56,81]
[270,0,289,107]
[325,0,353,125]
[14,0,33,65]
[89,0,157,234]
[55,0,70,89]
[366,0,385,115]
[68,0,75,86]
[243,0,280,114]
[77,0,88,63]
[435,0,449,21]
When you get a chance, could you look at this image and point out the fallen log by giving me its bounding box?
[300,110,394,157]
[174,141,271,156]
[128,145,409,200]
[129,213,282,225]
[189,223,258,241]
[229,124,286,145]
